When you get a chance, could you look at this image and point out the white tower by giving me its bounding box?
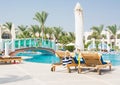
[74,3,84,50]
[0,25,3,51]
[11,24,16,52]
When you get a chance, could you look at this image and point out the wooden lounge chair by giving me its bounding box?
[0,56,22,64]
[78,52,112,75]
[51,50,78,73]
[9,57,22,63]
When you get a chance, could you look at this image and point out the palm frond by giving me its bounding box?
[107,24,117,35]
[3,22,12,31]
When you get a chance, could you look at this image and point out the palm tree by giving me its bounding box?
[30,25,38,38]
[44,27,48,39]
[61,31,67,36]
[68,32,75,42]
[53,27,63,43]
[36,25,41,38]
[2,22,13,39]
[91,25,104,39]
[18,31,31,38]
[18,25,28,32]
[101,34,107,39]
[107,24,119,46]
[91,32,99,39]
[47,27,53,40]
[3,22,12,32]
[33,11,48,40]
[117,34,120,39]
[17,25,29,38]
[59,35,69,46]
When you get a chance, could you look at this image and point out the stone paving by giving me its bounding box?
[0,62,120,85]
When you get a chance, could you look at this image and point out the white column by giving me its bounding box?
[11,24,16,39]
[29,39,32,47]
[52,40,56,50]
[0,25,3,51]
[24,39,26,48]
[74,3,84,50]
[11,39,15,51]
[5,42,9,56]
[0,25,2,40]
[0,39,3,51]
[11,24,16,52]
[18,40,21,48]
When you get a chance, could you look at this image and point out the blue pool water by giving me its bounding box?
[102,53,120,66]
[16,50,120,66]
[16,49,60,64]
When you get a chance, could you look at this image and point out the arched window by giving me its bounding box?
[110,35,115,39]
[2,31,12,39]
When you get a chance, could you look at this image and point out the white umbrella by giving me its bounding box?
[66,43,75,46]
[88,38,96,50]
[98,42,108,50]
[74,3,84,51]
[92,38,96,49]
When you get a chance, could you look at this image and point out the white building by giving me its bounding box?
[84,30,120,49]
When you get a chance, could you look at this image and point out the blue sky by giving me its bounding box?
[0,0,120,32]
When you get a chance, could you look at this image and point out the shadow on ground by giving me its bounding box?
[54,67,115,75]
[0,75,32,84]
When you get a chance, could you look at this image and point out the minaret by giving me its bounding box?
[74,3,84,50]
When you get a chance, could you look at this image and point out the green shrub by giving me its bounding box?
[64,46,75,52]
[113,46,119,51]
[84,41,91,48]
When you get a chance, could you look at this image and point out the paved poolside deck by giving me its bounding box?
[0,62,120,85]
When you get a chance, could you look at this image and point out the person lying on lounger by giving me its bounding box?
[62,50,73,66]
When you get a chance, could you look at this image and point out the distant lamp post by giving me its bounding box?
[106,30,111,48]
[101,38,105,51]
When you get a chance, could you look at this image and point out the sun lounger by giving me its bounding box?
[51,51,77,72]
[78,52,112,75]
[51,50,84,73]
[0,56,22,64]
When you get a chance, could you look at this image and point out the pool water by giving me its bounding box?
[102,53,120,66]
[16,50,120,66]
[16,49,60,64]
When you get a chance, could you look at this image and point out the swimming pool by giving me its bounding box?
[16,49,60,64]
[16,50,120,66]
[102,53,120,66]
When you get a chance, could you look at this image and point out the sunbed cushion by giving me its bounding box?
[101,56,107,64]
[73,57,85,64]
[73,57,78,64]
[74,53,85,64]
